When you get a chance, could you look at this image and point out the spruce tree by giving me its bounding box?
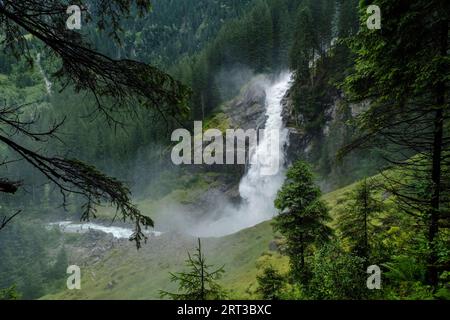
[246,0,274,72]
[160,239,226,300]
[289,6,316,82]
[336,179,383,259]
[256,266,285,300]
[337,0,359,38]
[274,161,332,283]
[270,0,291,68]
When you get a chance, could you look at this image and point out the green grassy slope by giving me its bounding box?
[42,220,285,300]
[42,179,360,300]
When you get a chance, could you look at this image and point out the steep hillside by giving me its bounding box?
[41,178,380,300]
[93,0,254,66]
[41,221,279,300]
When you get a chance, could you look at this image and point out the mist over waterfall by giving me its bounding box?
[193,72,292,237]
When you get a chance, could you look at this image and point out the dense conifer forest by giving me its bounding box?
[0,0,448,301]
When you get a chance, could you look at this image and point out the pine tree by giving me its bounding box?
[191,54,210,120]
[336,179,383,259]
[307,0,335,54]
[51,247,68,279]
[337,0,359,38]
[246,0,274,72]
[274,161,332,283]
[256,266,285,300]
[160,238,226,300]
[308,242,368,300]
[289,5,316,81]
[270,0,292,68]
[332,0,359,81]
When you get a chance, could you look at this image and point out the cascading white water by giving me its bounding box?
[238,72,291,223]
[48,221,162,239]
[36,53,52,95]
[194,72,292,237]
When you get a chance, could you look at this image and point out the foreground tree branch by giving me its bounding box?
[0,179,20,194]
[0,0,191,124]
[0,133,153,248]
[0,210,22,231]
[0,1,190,247]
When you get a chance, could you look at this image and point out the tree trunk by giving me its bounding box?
[426,19,447,291]
[300,234,305,270]
[363,180,369,258]
[199,238,205,300]
[427,105,443,291]
[201,94,205,121]
[427,107,443,291]
[0,180,19,194]
[299,233,305,283]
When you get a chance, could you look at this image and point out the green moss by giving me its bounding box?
[203,112,231,132]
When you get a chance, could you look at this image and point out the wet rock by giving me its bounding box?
[225,79,268,130]
[280,90,312,164]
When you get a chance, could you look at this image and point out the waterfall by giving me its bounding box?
[238,72,291,224]
[36,53,52,95]
[194,72,292,237]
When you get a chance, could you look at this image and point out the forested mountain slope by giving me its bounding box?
[92,0,254,67]
[1,0,448,301]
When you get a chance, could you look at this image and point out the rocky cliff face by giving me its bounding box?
[280,86,375,191]
[280,87,342,166]
[223,76,268,130]
[281,89,311,165]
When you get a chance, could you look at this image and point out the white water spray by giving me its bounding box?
[194,72,292,237]
[48,221,162,239]
[36,53,52,95]
[239,72,291,222]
